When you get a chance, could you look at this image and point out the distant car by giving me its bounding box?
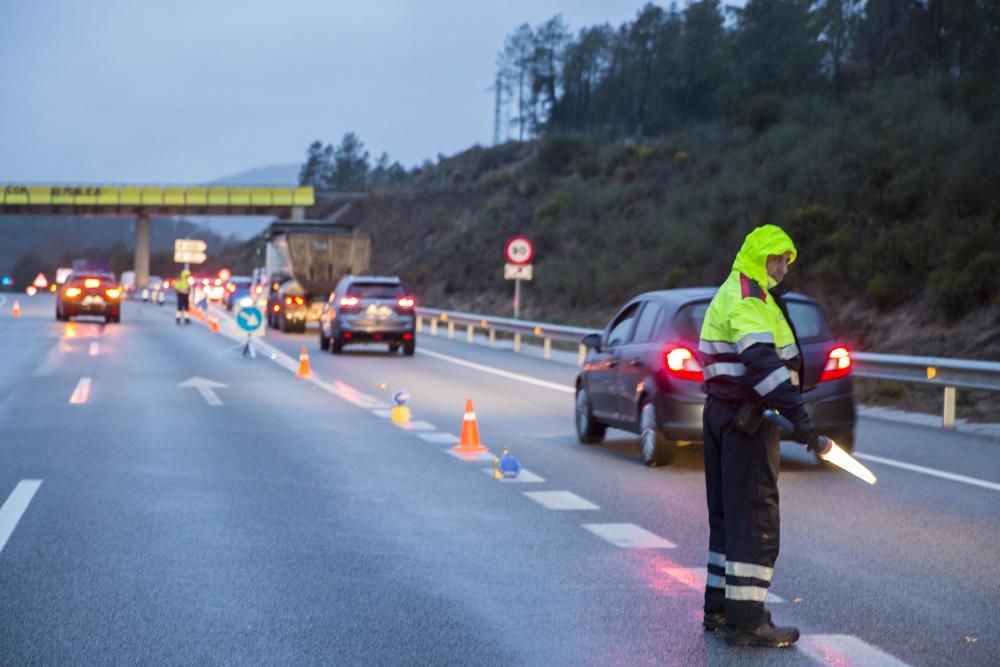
[56,273,122,323]
[223,276,253,311]
[143,275,163,303]
[120,270,137,298]
[318,275,416,355]
[575,288,856,466]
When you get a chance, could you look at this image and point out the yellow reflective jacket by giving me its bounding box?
[698,225,805,412]
[176,270,191,295]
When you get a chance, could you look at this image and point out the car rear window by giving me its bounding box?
[673,299,831,343]
[347,282,404,299]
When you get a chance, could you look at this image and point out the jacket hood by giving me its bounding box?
[732,224,797,289]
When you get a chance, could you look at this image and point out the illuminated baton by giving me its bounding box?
[763,410,877,485]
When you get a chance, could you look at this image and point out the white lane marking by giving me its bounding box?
[855,452,1000,492]
[583,523,677,548]
[524,490,599,510]
[395,420,436,431]
[372,409,393,419]
[0,296,6,309]
[69,377,91,404]
[663,568,784,603]
[177,376,227,406]
[0,480,42,554]
[481,468,546,483]
[417,348,574,394]
[89,342,99,356]
[419,432,460,444]
[311,378,388,409]
[799,634,912,666]
[445,449,495,462]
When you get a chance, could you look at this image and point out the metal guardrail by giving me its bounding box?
[416,307,1000,431]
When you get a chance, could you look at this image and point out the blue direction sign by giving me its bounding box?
[236,305,264,333]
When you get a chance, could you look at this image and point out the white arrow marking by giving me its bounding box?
[178,376,228,406]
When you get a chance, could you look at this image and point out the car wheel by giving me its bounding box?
[280,315,293,333]
[639,400,676,467]
[331,336,343,354]
[402,340,415,356]
[319,331,330,351]
[575,387,607,444]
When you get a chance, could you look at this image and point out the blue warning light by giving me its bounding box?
[1,276,11,286]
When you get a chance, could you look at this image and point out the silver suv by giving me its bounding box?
[319,275,416,355]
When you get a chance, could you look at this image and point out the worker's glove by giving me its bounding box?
[791,413,817,446]
[808,434,833,457]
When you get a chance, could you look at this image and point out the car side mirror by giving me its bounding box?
[582,333,602,351]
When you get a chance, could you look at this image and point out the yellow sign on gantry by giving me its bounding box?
[0,184,315,207]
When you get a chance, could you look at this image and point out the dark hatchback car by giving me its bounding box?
[575,288,855,466]
[318,275,416,355]
[56,273,122,323]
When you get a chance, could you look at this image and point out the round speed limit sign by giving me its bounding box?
[504,236,534,265]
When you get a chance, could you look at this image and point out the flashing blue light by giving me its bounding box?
[1,276,11,286]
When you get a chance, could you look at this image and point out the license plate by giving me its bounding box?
[83,296,104,306]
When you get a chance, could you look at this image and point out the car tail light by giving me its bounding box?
[227,284,236,293]
[84,278,101,288]
[403,333,413,340]
[215,279,222,286]
[272,304,280,313]
[293,296,305,306]
[255,286,263,294]
[105,288,122,299]
[65,287,82,298]
[339,296,360,311]
[397,296,415,309]
[819,346,852,382]
[162,282,169,290]
[285,297,292,305]
[663,344,703,382]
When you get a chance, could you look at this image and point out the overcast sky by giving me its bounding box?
[0,0,670,185]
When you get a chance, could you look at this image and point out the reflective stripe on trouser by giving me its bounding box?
[702,396,781,629]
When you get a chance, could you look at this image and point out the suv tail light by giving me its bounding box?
[819,346,852,382]
[105,288,122,299]
[397,296,415,309]
[65,287,82,298]
[339,295,361,312]
[663,344,703,382]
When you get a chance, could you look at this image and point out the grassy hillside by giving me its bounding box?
[342,79,1000,362]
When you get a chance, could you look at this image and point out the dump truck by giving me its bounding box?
[260,221,371,333]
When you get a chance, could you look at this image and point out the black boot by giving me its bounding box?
[703,612,725,632]
[726,612,799,648]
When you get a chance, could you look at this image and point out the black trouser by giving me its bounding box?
[176,292,189,316]
[703,395,781,630]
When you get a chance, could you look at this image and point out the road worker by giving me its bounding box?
[697,224,824,648]
[176,269,192,325]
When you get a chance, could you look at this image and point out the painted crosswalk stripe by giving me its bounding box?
[661,567,784,603]
[524,491,599,510]
[0,480,42,554]
[69,377,91,404]
[481,468,545,483]
[583,523,676,548]
[799,634,912,666]
[372,409,393,419]
[419,432,460,444]
[89,342,99,356]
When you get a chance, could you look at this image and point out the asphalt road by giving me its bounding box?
[1,293,997,666]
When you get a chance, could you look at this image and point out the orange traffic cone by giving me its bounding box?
[208,317,220,333]
[11,300,21,318]
[451,398,488,454]
[297,346,313,377]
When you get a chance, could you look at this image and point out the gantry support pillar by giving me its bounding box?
[135,214,150,289]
